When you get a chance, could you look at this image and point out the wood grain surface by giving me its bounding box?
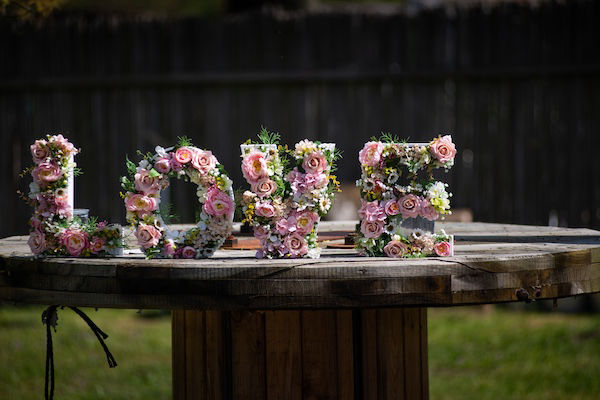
[1,222,600,310]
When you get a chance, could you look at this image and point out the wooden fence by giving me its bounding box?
[1,1,600,237]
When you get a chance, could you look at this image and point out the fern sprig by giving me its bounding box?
[177,136,194,148]
[257,127,281,145]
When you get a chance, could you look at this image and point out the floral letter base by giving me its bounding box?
[26,135,124,257]
[240,129,340,259]
[121,138,234,259]
[355,134,456,258]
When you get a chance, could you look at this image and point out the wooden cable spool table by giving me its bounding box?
[1,221,600,400]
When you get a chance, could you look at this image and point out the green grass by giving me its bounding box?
[1,305,599,399]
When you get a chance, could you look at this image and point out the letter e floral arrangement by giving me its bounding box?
[356,133,456,258]
[240,128,341,258]
[121,137,234,259]
[24,135,123,257]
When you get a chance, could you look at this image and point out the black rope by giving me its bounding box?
[42,305,118,400]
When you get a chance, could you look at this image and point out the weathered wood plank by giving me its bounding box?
[230,311,266,400]
[265,311,302,400]
[301,310,338,399]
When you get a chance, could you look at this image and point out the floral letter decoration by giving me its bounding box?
[355,133,456,258]
[121,137,234,259]
[25,135,124,257]
[240,128,341,259]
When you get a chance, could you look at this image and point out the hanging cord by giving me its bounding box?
[41,306,118,400]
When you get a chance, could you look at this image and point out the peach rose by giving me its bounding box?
[125,193,158,213]
[384,240,409,258]
[434,241,452,257]
[32,162,62,186]
[192,150,217,174]
[255,201,276,218]
[28,230,46,255]
[203,187,234,217]
[360,220,385,238]
[241,151,268,184]
[251,178,277,198]
[90,237,106,254]
[302,151,328,174]
[430,135,457,163]
[135,223,161,249]
[284,233,308,257]
[61,229,89,256]
[359,141,384,167]
[398,194,421,219]
[135,169,162,195]
[30,140,49,164]
[174,147,194,164]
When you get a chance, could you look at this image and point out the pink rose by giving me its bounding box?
[135,169,162,195]
[284,233,308,257]
[175,147,194,164]
[163,240,176,256]
[30,140,49,164]
[192,150,217,174]
[255,201,276,218]
[90,237,106,254]
[294,210,319,235]
[359,141,384,167]
[181,246,197,259]
[434,241,453,257]
[241,151,268,184]
[154,158,171,174]
[304,173,328,190]
[169,156,184,172]
[61,229,89,256]
[383,199,400,216]
[28,230,46,255]
[275,216,296,235]
[430,135,457,163]
[253,225,271,241]
[135,223,161,249]
[302,151,328,174]
[398,195,421,219]
[420,199,439,221]
[359,200,386,222]
[124,193,158,213]
[360,220,385,238]
[203,187,234,217]
[384,240,409,258]
[251,178,278,198]
[32,162,62,186]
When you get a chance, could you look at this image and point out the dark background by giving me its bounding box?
[2,0,600,237]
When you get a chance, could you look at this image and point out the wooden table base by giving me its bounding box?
[172,308,428,400]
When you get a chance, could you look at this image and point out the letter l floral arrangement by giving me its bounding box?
[240,128,341,259]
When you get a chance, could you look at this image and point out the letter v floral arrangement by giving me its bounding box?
[121,137,234,259]
[240,128,341,259]
[355,133,456,258]
[24,135,123,257]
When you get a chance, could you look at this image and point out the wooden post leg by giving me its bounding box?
[172,308,429,400]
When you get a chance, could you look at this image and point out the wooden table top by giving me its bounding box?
[1,221,599,310]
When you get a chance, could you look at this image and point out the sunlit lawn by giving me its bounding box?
[1,305,599,399]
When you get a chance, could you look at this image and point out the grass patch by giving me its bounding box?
[1,305,599,399]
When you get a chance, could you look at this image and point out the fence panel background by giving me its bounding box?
[1,1,599,237]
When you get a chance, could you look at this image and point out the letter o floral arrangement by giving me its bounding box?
[121,138,234,259]
[25,134,124,257]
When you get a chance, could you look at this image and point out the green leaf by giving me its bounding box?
[125,155,137,175]
[257,126,280,145]
[148,168,160,178]
[177,136,194,148]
